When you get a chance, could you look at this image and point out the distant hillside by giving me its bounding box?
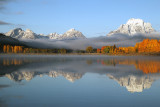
[0,33,27,46]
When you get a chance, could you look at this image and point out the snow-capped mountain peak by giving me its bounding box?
[62,28,86,39]
[22,29,37,39]
[68,28,76,32]
[47,28,86,40]
[47,32,61,39]
[25,29,33,33]
[6,28,38,39]
[107,18,155,36]
[126,18,144,25]
[6,28,24,38]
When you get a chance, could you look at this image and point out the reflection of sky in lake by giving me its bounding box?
[0,55,160,107]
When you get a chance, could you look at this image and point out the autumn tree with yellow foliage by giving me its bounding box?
[86,46,93,53]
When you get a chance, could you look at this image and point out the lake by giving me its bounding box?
[0,55,160,107]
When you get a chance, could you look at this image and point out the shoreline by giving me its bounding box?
[0,53,160,56]
[0,53,160,57]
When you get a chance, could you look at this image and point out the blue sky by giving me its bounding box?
[0,0,160,37]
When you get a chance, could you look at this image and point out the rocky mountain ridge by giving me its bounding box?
[5,28,86,40]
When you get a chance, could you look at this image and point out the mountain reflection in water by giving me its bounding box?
[0,55,160,93]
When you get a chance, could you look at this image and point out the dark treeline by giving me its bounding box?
[1,44,88,54]
[0,44,99,54]
[0,33,88,54]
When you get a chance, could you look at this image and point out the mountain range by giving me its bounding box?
[1,18,160,49]
[5,28,86,40]
[4,18,157,40]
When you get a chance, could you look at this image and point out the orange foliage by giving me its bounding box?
[136,39,160,53]
[97,48,101,53]
[101,46,113,53]
[136,61,160,74]
[2,45,23,53]
[100,39,160,54]
[3,58,23,66]
[100,59,160,74]
[6,45,11,53]
[117,60,160,74]
[3,45,7,53]
[101,46,106,53]
[13,46,23,53]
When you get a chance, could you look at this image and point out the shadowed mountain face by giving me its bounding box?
[0,33,26,46]
[0,55,160,93]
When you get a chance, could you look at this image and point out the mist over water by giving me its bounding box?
[21,33,160,49]
[0,55,160,106]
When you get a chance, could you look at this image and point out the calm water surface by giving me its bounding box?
[0,55,160,107]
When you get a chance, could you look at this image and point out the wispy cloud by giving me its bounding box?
[0,0,15,11]
[21,33,160,50]
[0,0,23,15]
[0,20,26,28]
[0,20,12,25]
[0,0,25,27]
[15,11,23,15]
[13,24,26,28]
